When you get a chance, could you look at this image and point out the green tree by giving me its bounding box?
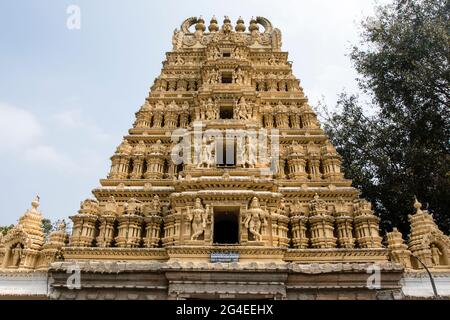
[322,0,450,234]
[0,224,14,235]
[41,219,53,237]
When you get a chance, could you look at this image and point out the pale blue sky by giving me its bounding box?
[0,0,388,225]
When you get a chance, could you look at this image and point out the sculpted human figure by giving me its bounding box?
[206,98,216,120]
[431,244,442,266]
[12,245,23,267]
[244,197,267,242]
[207,69,219,84]
[236,97,252,120]
[234,68,245,85]
[198,136,208,168]
[241,136,256,168]
[151,195,161,212]
[187,198,208,240]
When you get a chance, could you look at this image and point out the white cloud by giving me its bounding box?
[0,102,89,173]
[52,108,111,142]
[23,145,77,171]
[0,102,43,151]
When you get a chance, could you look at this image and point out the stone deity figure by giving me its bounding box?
[244,197,267,242]
[206,98,217,120]
[235,97,252,120]
[151,195,161,212]
[234,68,246,85]
[431,244,442,266]
[12,245,23,267]
[187,198,209,240]
[241,136,256,168]
[207,69,219,84]
[199,137,215,168]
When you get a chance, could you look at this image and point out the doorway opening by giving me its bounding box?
[213,208,239,244]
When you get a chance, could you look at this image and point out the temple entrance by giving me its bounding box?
[213,208,239,244]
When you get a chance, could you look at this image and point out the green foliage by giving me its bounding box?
[41,219,53,236]
[0,224,14,236]
[322,0,450,235]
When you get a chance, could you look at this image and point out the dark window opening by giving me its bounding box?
[219,106,234,119]
[216,137,236,167]
[222,72,233,84]
[222,52,231,58]
[213,208,239,244]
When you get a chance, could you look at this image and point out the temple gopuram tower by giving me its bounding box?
[3,16,449,300]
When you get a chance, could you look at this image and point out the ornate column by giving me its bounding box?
[133,102,152,129]
[162,209,178,247]
[306,142,322,180]
[130,141,146,179]
[353,200,383,248]
[70,199,100,247]
[143,196,163,248]
[333,198,355,249]
[300,105,319,129]
[274,102,289,129]
[321,142,344,180]
[96,196,118,248]
[152,101,165,128]
[287,142,308,180]
[164,101,179,128]
[271,199,289,247]
[179,101,190,127]
[108,140,133,179]
[116,198,143,248]
[144,140,167,179]
[290,201,309,249]
[308,194,336,249]
[289,104,301,129]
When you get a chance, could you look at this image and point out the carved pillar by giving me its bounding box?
[353,200,383,248]
[116,215,143,248]
[290,111,301,129]
[334,199,355,249]
[143,215,162,248]
[70,199,100,247]
[143,198,163,248]
[162,211,177,247]
[301,110,318,129]
[179,110,189,128]
[70,216,98,246]
[144,140,166,180]
[153,111,163,128]
[307,158,321,180]
[291,216,309,249]
[308,194,336,249]
[108,155,122,179]
[96,215,116,248]
[164,112,176,128]
[271,203,289,247]
[134,109,151,129]
[287,142,308,180]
